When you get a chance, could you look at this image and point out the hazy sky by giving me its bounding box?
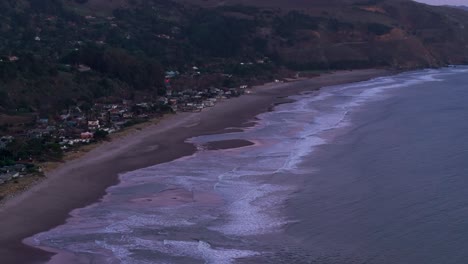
[414,0,468,5]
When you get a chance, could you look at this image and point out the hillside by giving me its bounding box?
[450,6,468,12]
[1,0,468,114]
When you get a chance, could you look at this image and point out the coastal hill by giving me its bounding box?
[450,6,468,12]
[1,0,468,113]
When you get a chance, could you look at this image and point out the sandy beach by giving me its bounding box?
[0,69,391,264]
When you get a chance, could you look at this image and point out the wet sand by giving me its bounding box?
[0,69,391,264]
[203,139,255,150]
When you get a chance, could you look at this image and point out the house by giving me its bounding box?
[102,128,116,134]
[156,34,171,39]
[0,173,14,185]
[28,129,50,138]
[113,121,129,128]
[80,132,93,139]
[0,165,23,184]
[60,113,70,120]
[122,113,133,119]
[165,71,179,78]
[66,120,78,127]
[157,97,168,105]
[169,98,178,105]
[195,103,204,110]
[37,118,49,125]
[136,103,150,109]
[78,64,91,72]
[8,56,19,62]
[88,120,100,130]
[0,136,13,145]
[203,100,215,107]
[46,126,57,132]
[10,164,26,173]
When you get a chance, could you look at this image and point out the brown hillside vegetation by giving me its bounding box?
[171,0,468,68]
[64,0,468,69]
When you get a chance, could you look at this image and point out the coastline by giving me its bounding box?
[0,69,392,264]
[0,116,166,205]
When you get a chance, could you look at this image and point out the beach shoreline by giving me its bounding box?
[0,69,392,264]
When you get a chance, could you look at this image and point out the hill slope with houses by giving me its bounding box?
[2,0,468,190]
[1,0,468,114]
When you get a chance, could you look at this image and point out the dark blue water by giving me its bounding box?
[283,68,468,264]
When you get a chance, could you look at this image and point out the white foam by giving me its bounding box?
[104,215,195,234]
[95,240,131,263]
[93,239,259,264]
[157,240,259,264]
[211,182,293,236]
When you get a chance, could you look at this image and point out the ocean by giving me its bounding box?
[27,67,468,263]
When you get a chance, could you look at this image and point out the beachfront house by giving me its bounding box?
[165,71,179,79]
[0,136,14,149]
[78,64,92,72]
[80,132,94,139]
[37,118,49,125]
[27,129,50,139]
[203,100,215,107]
[88,120,100,131]
[122,113,134,119]
[0,166,23,184]
[8,56,19,62]
[0,173,14,185]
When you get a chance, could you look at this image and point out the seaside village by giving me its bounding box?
[0,70,253,187]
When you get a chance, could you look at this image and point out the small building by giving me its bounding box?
[28,129,50,139]
[122,113,133,119]
[78,64,91,72]
[0,136,14,149]
[157,97,168,105]
[8,56,19,62]
[203,100,215,107]
[11,164,26,172]
[88,120,100,130]
[80,132,94,139]
[165,71,179,78]
[37,118,49,125]
[0,173,13,185]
